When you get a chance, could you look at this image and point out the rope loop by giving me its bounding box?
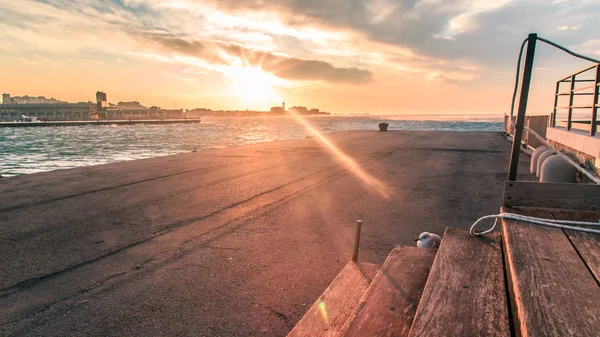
[470,213,600,236]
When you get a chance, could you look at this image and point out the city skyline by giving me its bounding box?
[0,91,325,114]
[1,1,599,114]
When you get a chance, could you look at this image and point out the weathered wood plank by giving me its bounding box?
[287,262,380,337]
[408,228,509,337]
[503,181,600,210]
[551,209,600,284]
[502,212,600,337]
[342,246,436,337]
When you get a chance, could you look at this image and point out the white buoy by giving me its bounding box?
[530,146,548,175]
[540,155,577,183]
[536,150,556,178]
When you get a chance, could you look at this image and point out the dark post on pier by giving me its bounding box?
[352,220,362,262]
[508,33,537,181]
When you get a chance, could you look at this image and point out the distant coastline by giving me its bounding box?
[0,119,201,128]
[1,91,330,122]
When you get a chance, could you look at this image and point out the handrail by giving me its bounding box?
[553,63,600,135]
[556,92,594,96]
[558,64,597,82]
[558,79,596,83]
[508,34,600,183]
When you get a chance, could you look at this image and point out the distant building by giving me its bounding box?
[0,102,94,121]
[288,106,309,115]
[1,93,66,104]
[96,91,107,103]
[186,108,214,117]
[117,101,147,110]
[270,101,286,114]
[96,91,108,111]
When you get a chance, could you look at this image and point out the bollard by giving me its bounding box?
[530,146,548,175]
[536,150,556,178]
[540,155,577,183]
[378,122,389,132]
[352,220,362,262]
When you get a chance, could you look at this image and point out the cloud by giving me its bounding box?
[557,24,582,30]
[194,0,599,68]
[365,0,399,24]
[142,33,373,84]
[576,39,600,57]
[2,0,599,91]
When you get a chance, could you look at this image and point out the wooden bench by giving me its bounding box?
[501,181,600,336]
[286,261,380,337]
[409,228,510,337]
[342,246,435,337]
[290,181,600,336]
[288,246,434,337]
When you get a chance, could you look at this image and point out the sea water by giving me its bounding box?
[0,115,503,177]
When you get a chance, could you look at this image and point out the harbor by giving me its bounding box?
[0,130,522,336]
[1,0,600,333]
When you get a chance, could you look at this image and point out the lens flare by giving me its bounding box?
[318,301,329,327]
[289,111,390,199]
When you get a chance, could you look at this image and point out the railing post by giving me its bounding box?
[508,33,537,181]
[592,65,600,136]
[567,75,576,131]
[553,81,560,127]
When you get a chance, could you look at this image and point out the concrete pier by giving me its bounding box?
[0,131,528,336]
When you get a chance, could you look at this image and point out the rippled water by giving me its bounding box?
[0,115,503,177]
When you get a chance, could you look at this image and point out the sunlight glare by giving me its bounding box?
[289,111,390,199]
[224,66,284,108]
[318,301,329,327]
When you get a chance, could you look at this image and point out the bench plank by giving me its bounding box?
[343,246,435,337]
[503,181,600,210]
[287,262,380,337]
[551,209,600,285]
[502,210,600,337]
[409,228,509,337]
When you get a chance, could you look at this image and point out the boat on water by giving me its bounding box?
[19,114,39,122]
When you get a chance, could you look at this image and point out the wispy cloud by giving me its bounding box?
[141,33,373,84]
[1,0,599,112]
[557,24,581,30]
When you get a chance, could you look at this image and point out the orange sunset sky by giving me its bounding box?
[0,0,599,115]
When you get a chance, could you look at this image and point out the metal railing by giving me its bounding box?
[553,64,600,136]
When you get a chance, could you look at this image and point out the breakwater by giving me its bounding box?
[0,119,201,128]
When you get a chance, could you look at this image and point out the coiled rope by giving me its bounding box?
[471,35,600,236]
[470,213,600,236]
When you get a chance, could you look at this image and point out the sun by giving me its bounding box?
[224,66,284,109]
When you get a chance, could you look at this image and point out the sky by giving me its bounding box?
[0,0,599,115]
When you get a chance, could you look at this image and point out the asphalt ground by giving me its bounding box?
[0,131,530,336]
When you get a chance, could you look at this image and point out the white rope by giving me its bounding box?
[470,213,600,236]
